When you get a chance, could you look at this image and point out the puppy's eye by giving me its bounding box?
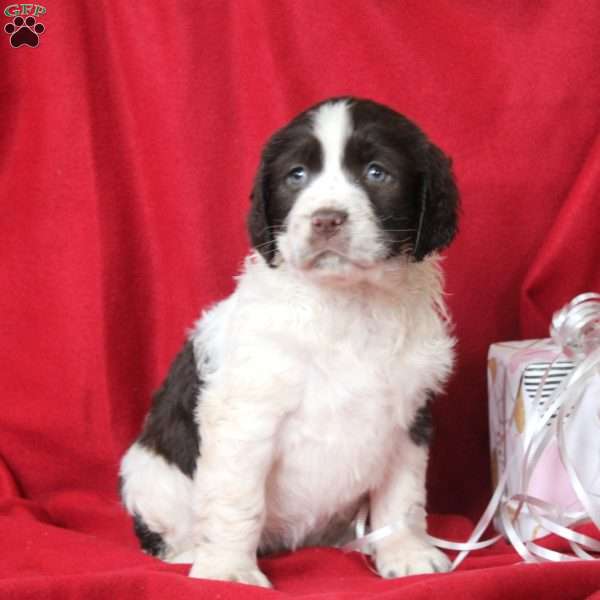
[286,166,308,188]
[365,163,391,183]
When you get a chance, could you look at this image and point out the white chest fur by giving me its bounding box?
[192,255,454,551]
[263,297,401,547]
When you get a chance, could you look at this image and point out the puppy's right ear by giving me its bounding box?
[247,160,277,267]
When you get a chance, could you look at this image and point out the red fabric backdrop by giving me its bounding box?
[1,1,600,598]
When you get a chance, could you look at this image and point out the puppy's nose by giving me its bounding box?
[311,209,348,237]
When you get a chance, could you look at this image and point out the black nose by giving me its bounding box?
[311,209,348,237]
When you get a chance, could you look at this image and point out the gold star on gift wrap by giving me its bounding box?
[513,386,526,434]
[488,357,498,385]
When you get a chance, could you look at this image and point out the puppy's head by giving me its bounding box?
[248,97,459,282]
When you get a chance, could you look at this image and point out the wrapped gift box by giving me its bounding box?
[488,339,600,541]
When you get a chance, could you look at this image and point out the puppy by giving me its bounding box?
[120,97,459,588]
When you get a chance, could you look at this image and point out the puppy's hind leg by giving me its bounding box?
[167,549,196,564]
[120,442,195,561]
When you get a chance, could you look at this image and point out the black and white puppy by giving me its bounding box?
[120,97,459,588]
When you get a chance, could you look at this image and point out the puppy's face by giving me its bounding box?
[248,97,458,282]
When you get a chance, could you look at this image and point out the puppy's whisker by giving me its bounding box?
[379,215,413,224]
[253,240,277,251]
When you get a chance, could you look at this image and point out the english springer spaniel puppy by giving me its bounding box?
[120,97,459,588]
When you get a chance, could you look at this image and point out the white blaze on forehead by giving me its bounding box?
[278,98,387,276]
[311,100,353,174]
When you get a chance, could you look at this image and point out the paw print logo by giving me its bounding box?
[4,15,45,47]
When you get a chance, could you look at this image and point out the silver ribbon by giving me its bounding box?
[344,292,600,568]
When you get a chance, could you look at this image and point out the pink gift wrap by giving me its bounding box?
[487,339,600,541]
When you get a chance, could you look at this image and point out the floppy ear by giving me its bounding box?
[247,160,277,266]
[413,143,459,261]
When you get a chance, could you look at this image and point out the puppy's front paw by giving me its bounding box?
[189,558,272,588]
[375,538,450,578]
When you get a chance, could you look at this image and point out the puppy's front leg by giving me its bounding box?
[189,387,280,588]
[370,428,450,578]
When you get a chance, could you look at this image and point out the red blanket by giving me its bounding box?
[2,1,600,598]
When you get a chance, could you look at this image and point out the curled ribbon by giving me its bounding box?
[344,292,600,569]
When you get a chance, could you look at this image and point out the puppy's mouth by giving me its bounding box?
[301,249,373,271]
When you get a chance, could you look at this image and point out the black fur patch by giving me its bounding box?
[248,108,323,265]
[138,339,202,477]
[408,397,434,446]
[133,513,166,557]
[345,98,459,260]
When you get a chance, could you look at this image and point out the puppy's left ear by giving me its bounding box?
[413,143,459,260]
[247,160,277,266]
